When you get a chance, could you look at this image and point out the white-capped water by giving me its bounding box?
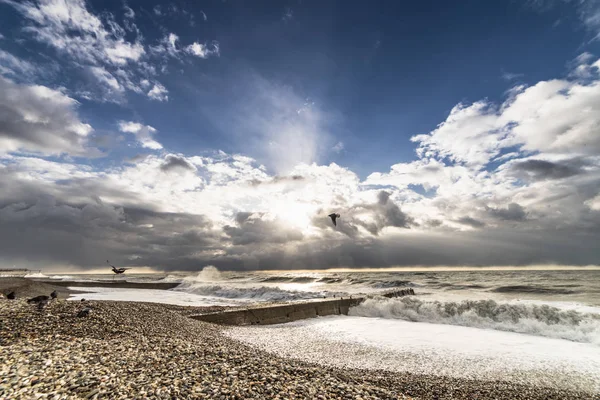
[350,296,600,344]
[226,316,600,393]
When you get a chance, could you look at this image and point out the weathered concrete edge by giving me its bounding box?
[190,289,415,326]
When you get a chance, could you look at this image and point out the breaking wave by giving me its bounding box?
[318,277,344,284]
[260,276,293,283]
[492,285,577,295]
[47,275,75,280]
[174,284,338,302]
[372,280,413,289]
[349,297,600,344]
[259,276,316,283]
[24,272,48,278]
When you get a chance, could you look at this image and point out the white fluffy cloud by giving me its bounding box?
[0,75,95,156]
[4,0,144,66]
[2,0,218,103]
[411,55,600,169]
[118,121,163,150]
[152,33,220,61]
[367,56,600,235]
[147,83,168,102]
[185,42,220,58]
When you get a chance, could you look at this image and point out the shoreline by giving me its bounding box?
[1,296,595,399]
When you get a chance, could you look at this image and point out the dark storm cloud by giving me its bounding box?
[487,203,527,221]
[457,216,486,228]
[0,193,220,268]
[1,156,599,271]
[138,227,600,271]
[159,154,196,172]
[311,191,414,238]
[511,159,585,180]
[1,172,599,271]
[375,191,413,229]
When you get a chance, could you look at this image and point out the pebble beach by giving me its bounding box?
[1,288,596,400]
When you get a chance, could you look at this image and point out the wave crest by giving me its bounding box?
[175,284,335,302]
[24,272,48,278]
[349,297,600,344]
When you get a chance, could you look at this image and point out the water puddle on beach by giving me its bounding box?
[226,315,600,394]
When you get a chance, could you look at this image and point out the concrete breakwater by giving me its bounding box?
[190,288,415,326]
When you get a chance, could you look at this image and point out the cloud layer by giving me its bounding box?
[0,1,599,271]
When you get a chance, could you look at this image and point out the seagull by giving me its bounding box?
[50,290,58,300]
[27,295,50,304]
[328,213,340,226]
[7,291,16,300]
[107,260,131,276]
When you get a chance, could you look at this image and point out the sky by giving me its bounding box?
[1,0,600,272]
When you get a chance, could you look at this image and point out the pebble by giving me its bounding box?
[0,300,595,399]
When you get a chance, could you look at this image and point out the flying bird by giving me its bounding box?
[107,260,131,275]
[328,213,340,226]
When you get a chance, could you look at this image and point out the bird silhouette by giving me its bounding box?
[328,213,340,226]
[50,290,58,299]
[107,260,131,275]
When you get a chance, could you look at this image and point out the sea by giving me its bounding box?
[19,267,600,393]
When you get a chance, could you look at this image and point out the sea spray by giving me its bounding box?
[349,297,600,344]
[174,284,345,302]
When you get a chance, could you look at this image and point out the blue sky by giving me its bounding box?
[1,0,600,271]
[3,0,597,175]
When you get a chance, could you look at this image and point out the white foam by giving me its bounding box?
[67,287,239,307]
[24,272,48,278]
[47,275,75,280]
[227,316,600,393]
[349,297,600,344]
[173,283,334,302]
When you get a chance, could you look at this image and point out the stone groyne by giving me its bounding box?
[191,288,415,326]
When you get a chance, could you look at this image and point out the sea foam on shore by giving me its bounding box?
[226,315,600,394]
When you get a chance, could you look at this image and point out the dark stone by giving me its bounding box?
[27,295,50,304]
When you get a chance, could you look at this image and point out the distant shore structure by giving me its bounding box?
[0,268,42,277]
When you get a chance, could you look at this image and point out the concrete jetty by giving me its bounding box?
[190,288,415,326]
